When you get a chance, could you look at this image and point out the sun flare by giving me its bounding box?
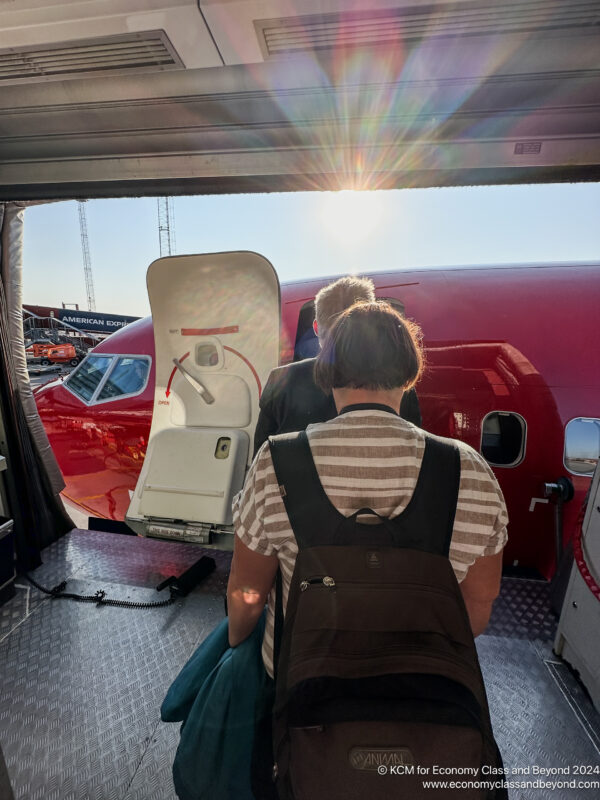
[319,190,384,245]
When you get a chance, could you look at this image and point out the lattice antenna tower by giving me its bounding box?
[157,197,176,257]
[77,200,96,312]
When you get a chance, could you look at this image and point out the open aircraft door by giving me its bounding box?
[126,252,280,548]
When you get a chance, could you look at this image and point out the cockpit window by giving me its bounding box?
[65,355,113,402]
[97,357,150,401]
[65,354,150,405]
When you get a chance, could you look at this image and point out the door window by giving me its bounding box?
[195,341,222,368]
[564,418,600,476]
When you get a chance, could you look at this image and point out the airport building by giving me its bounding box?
[23,304,140,341]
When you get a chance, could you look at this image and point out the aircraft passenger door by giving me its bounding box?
[126,252,280,547]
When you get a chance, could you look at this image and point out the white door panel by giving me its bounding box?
[126,251,280,546]
[169,372,251,428]
[138,428,249,526]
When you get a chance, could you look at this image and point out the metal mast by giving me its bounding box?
[77,201,96,312]
[157,197,176,257]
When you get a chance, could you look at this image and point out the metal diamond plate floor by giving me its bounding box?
[1,530,599,800]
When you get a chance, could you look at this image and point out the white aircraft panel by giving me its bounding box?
[126,251,279,538]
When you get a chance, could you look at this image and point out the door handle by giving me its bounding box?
[172,359,215,404]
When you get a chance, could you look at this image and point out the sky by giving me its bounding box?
[22,182,600,318]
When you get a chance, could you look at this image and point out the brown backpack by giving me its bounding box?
[268,430,506,800]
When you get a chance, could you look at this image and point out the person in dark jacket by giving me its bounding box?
[253,276,421,456]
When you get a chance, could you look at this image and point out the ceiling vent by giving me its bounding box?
[256,1,600,57]
[0,31,183,84]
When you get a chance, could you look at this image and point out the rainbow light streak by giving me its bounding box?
[202,1,575,189]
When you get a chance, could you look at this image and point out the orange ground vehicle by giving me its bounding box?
[29,342,81,367]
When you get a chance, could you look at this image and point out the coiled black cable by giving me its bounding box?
[24,573,178,608]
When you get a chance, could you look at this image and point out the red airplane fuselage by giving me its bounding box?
[35,263,600,578]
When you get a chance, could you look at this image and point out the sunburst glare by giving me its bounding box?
[319,190,385,245]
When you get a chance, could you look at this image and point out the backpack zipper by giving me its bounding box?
[299,576,336,592]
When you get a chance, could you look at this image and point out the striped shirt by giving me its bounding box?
[233,409,508,677]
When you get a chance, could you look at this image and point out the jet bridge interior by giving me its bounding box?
[1,531,599,799]
[1,0,600,198]
[1,2,600,799]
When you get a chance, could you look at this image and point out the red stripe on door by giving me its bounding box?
[181,326,239,336]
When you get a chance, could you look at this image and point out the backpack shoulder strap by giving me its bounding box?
[269,430,462,557]
[392,433,461,557]
[269,431,339,681]
[268,431,342,549]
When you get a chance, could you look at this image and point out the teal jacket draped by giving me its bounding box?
[161,613,268,800]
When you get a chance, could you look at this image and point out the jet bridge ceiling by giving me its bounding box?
[1,0,599,200]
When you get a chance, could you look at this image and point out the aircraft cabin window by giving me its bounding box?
[564,418,600,476]
[96,357,150,401]
[481,411,526,467]
[65,355,114,402]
